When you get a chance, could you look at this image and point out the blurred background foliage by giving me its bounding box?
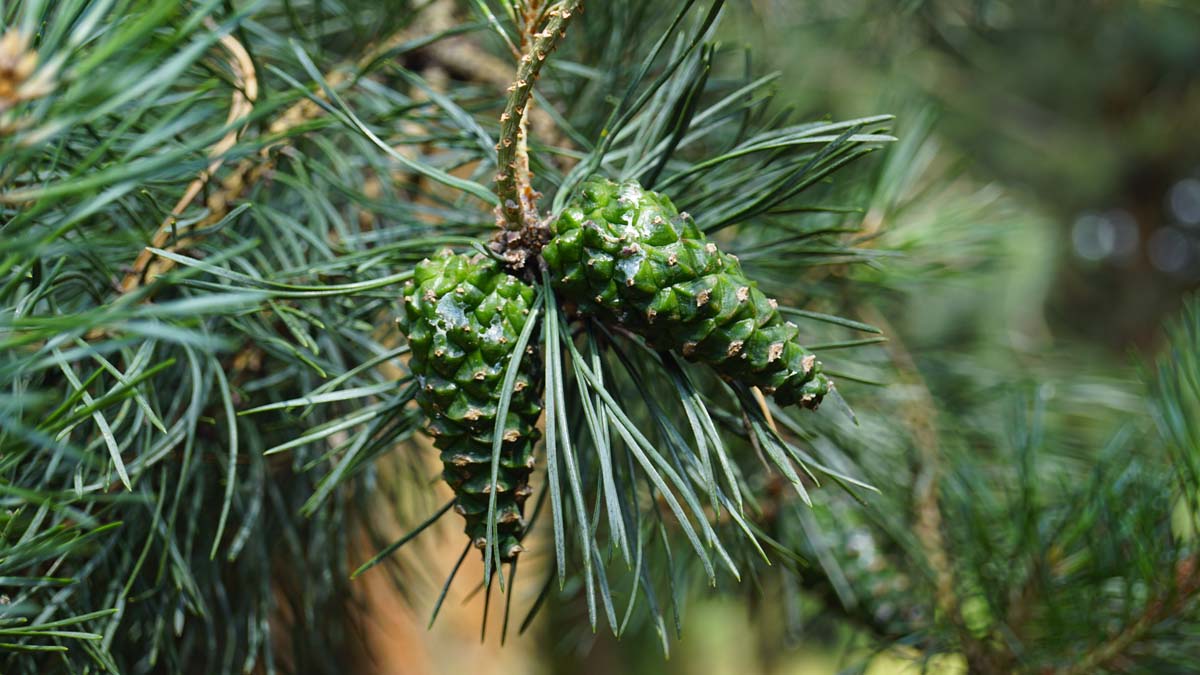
[732,0,1200,351]
[3,1,1200,674]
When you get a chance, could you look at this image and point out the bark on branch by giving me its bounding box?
[491,1,582,271]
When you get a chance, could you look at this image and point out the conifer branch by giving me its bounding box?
[418,2,566,155]
[16,3,1194,671]
[492,0,581,267]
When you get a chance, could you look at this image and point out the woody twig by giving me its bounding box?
[491,1,582,271]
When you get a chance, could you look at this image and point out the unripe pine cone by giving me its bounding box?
[542,177,831,409]
[399,250,541,562]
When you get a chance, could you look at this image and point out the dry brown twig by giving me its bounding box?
[120,22,258,293]
[116,13,411,291]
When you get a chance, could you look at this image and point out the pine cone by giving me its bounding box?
[399,251,542,561]
[542,177,831,408]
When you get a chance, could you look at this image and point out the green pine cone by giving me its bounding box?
[542,177,831,408]
[399,250,542,562]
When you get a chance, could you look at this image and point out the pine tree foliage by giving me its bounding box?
[2,1,1199,674]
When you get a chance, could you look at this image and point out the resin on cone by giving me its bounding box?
[542,177,831,408]
[399,250,542,561]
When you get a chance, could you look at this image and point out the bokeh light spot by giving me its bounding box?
[1168,177,1200,226]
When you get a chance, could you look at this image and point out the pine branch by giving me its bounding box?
[6,2,1074,670]
[492,0,581,257]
